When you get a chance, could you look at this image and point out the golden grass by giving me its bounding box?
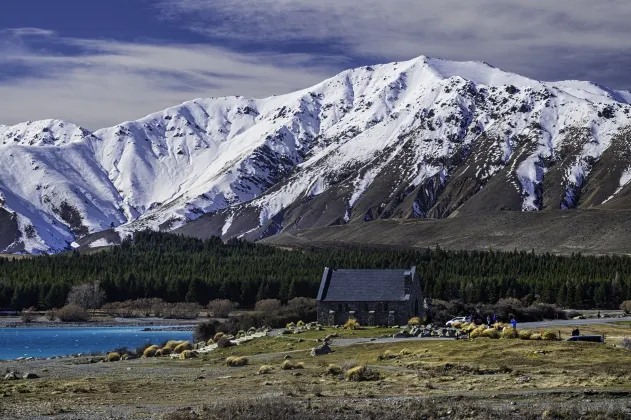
[173,341,193,354]
[408,317,422,326]
[164,340,184,350]
[257,365,274,375]
[143,345,159,358]
[106,352,121,362]
[179,350,197,360]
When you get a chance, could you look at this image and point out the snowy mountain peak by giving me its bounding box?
[2,56,631,253]
[0,120,93,147]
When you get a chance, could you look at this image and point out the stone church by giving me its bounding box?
[316,266,423,326]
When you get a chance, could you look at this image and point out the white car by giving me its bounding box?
[446,317,469,327]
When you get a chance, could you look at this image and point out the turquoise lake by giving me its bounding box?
[0,326,193,360]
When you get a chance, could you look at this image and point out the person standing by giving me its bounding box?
[487,315,491,328]
[510,318,517,330]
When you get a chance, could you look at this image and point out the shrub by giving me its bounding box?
[518,330,533,340]
[179,350,197,360]
[56,304,89,322]
[502,328,518,339]
[143,345,159,358]
[207,339,214,346]
[216,337,233,348]
[621,337,631,350]
[482,329,501,339]
[340,359,360,372]
[408,317,422,326]
[621,301,631,314]
[206,299,234,317]
[461,323,477,333]
[469,326,486,339]
[542,330,558,341]
[530,333,542,340]
[173,341,193,354]
[226,356,248,367]
[258,365,274,375]
[45,310,56,321]
[281,360,295,370]
[344,318,360,330]
[21,311,35,323]
[378,350,398,361]
[295,362,305,369]
[286,322,296,329]
[326,364,342,375]
[155,349,163,356]
[164,340,183,350]
[213,332,225,342]
[399,348,411,356]
[451,322,463,329]
[255,299,282,313]
[345,364,379,382]
[160,347,172,356]
[296,320,305,328]
[107,352,121,362]
[194,320,225,343]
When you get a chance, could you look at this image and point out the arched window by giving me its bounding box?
[364,303,368,312]
[384,302,389,312]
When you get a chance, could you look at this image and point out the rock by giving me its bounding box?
[23,372,39,380]
[4,372,18,380]
[311,344,333,356]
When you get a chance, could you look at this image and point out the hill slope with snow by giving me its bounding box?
[2,56,631,253]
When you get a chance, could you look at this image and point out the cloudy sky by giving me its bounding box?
[1,0,630,129]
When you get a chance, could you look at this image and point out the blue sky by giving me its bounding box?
[1,0,630,129]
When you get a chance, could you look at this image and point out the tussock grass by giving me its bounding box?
[399,348,411,356]
[257,365,274,375]
[408,317,422,326]
[482,328,501,339]
[542,330,558,341]
[378,350,399,361]
[164,340,183,350]
[160,347,172,356]
[345,364,379,382]
[143,345,159,358]
[179,350,197,360]
[344,318,360,330]
[226,356,248,367]
[325,364,342,375]
[296,320,305,328]
[173,341,193,354]
[502,328,518,339]
[519,330,533,340]
[106,352,121,362]
[213,332,225,342]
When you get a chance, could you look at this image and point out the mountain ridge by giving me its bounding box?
[2,56,631,253]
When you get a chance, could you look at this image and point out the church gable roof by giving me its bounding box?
[316,267,416,302]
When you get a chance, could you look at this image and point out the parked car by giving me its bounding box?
[446,316,470,327]
[565,335,604,343]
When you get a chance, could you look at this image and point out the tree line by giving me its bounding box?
[0,230,630,310]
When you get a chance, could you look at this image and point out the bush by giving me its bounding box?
[621,337,631,350]
[469,326,486,339]
[194,320,226,343]
[502,328,518,339]
[179,350,197,360]
[56,304,89,322]
[286,322,296,329]
[206,299,234,317]
[530,333,542,340]
[345,364,379,382]
[226,356,248,367]
[213,332,225,343]
[482,329,501,339]
[325,364,342,375]
[451,322,463,329]
[45,310,56,321]
[542,330,558,341]
[160,347,173,356]
[377,350,398,361]
[107,352,121,362]
[255,299,282,313]
[21,311,35,323]
[258,365,274,375]
[408,317,422,326]
[173,341,193,354]
[344,318,360,330]
[296,320,305,328]
[399,348,411,356]
[286,298,317,318]
[143,345,160,358]
[518,330,533,340]
[621,301,631,314]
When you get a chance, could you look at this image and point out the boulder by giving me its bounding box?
[311,344,333,356]
[4,372,18,380]
[23,372,39,380]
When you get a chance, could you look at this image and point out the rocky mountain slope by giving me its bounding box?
[2,56,631,253]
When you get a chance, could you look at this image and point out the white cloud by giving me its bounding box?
[0,32,349,129]
[157,0,631,89]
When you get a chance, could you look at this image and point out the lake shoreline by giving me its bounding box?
[0,316,204,329]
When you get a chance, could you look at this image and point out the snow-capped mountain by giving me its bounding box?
[2,56,631,253]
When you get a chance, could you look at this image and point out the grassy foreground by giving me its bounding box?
[2,325,631,419]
